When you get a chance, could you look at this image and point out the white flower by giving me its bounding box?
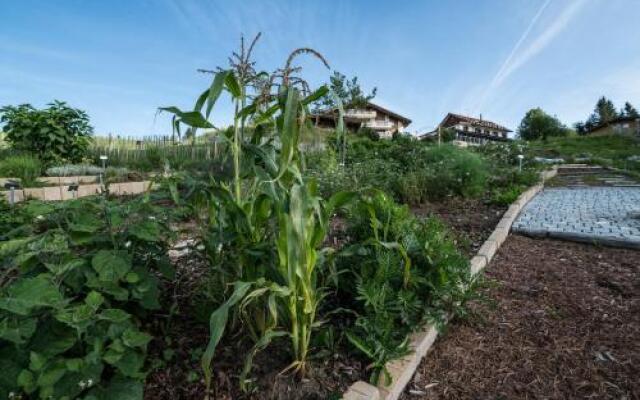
[124,241,132,248]
[87,379,94,387]
[35,215,44,221]
[78,380,87,389]
[148,216,156,220]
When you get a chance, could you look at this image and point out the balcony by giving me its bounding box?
[363,120,395,130]
[344,109,377,119]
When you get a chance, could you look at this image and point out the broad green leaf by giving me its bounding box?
[98,309,131,323]
[17,369,36,393]
[122,329,152,348]
[69,212,103,233]
[0,274,65,315]
[177,111,214,129]
[0,316,37,344]
[91,250,131,282]
[29,351,47,371]
[128,220,160,242]
[113,351,145,377]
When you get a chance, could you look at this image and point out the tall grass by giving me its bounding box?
[0,154,42,186]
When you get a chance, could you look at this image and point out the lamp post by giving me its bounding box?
[4,180,20,206]
[99,155,108,185]
[517,154,524,172]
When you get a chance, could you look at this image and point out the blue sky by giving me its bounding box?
[2,0,640,136]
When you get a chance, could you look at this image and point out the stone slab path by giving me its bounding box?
[512,187,640,249]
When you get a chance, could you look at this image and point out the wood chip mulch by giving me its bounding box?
[402,235,640,400]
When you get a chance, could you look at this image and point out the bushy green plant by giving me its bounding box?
[337,192,471,383]
[0,154,42,187]
[0,197,173,399]
[411,145,488,200]
[0,101,93,165]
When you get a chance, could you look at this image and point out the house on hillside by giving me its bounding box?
[420,113,512,145]
[311,102,412,139]
[588,116,640,136]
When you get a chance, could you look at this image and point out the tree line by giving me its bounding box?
[518,96,639,140]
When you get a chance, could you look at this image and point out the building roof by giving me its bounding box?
[439,113,512,133]
[311,101,412,125]
[587,115,640,133]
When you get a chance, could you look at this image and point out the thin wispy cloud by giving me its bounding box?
[474,0,587,112]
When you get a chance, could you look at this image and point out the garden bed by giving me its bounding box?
[402,235,640,399]
[412,197,507,258]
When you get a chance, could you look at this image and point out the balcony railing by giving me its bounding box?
[344,109,377,119]
[363,120,395,130]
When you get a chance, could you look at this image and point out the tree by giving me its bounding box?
[316,71,377,110]
[622,101,639,118]
[591,96,619,125]
[517,108,569,141]
[0,101,93,164]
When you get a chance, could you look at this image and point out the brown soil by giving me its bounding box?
[413,197,507,257]
[402,235,640,400]
[144,251,364,400]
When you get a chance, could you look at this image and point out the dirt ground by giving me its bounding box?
[402,235,640,400]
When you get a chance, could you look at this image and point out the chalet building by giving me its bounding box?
[420,113,512,145]
[312,102,412,139]
[588,116,640,136]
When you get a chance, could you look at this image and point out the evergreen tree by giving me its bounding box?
[316,71,377,110]
[622,101,639,118]
[593,96,619,124]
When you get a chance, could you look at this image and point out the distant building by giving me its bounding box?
[312,102,412,139]
[420,113,512,145]
[588,116,640,136]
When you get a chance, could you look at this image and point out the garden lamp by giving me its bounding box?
[99,155,108,185]
[517,154,524,172]
[68,183,79,199]
[4,180,21,206]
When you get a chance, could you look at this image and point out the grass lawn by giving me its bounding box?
[527,134,640,172]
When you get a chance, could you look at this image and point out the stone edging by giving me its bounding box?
[1,181,153,203]
[342,166,559,400]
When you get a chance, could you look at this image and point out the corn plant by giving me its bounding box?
[159,36,355,395]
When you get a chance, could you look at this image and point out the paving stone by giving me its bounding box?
[513,187,640,249]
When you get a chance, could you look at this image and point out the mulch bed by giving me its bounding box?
[402,235,640,400]
[413,197,507,257]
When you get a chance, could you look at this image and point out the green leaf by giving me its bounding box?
[69,212,103,233]
[114,351,145,377]
[122,329,152,348]
[0,317,37,344]
[91,250,131,282]
[92,375,143,400]
[224,71,242,98]
[36,363,67,388]
[0,274,65,315]
[301,85,329,105]
[17,369,36,393]
[205,71,228,118]
[98,309,131,323]
[128,220,160,242]
[29,351,47,371]
[202,281,253,390]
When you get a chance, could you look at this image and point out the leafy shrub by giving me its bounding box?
[490,185,522,206]
[46,164,103,177]
[336,192,471,382]
[0,197,173,399]
[0,101,93,165]
[0,154,42,187]
[410,145,488,200]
